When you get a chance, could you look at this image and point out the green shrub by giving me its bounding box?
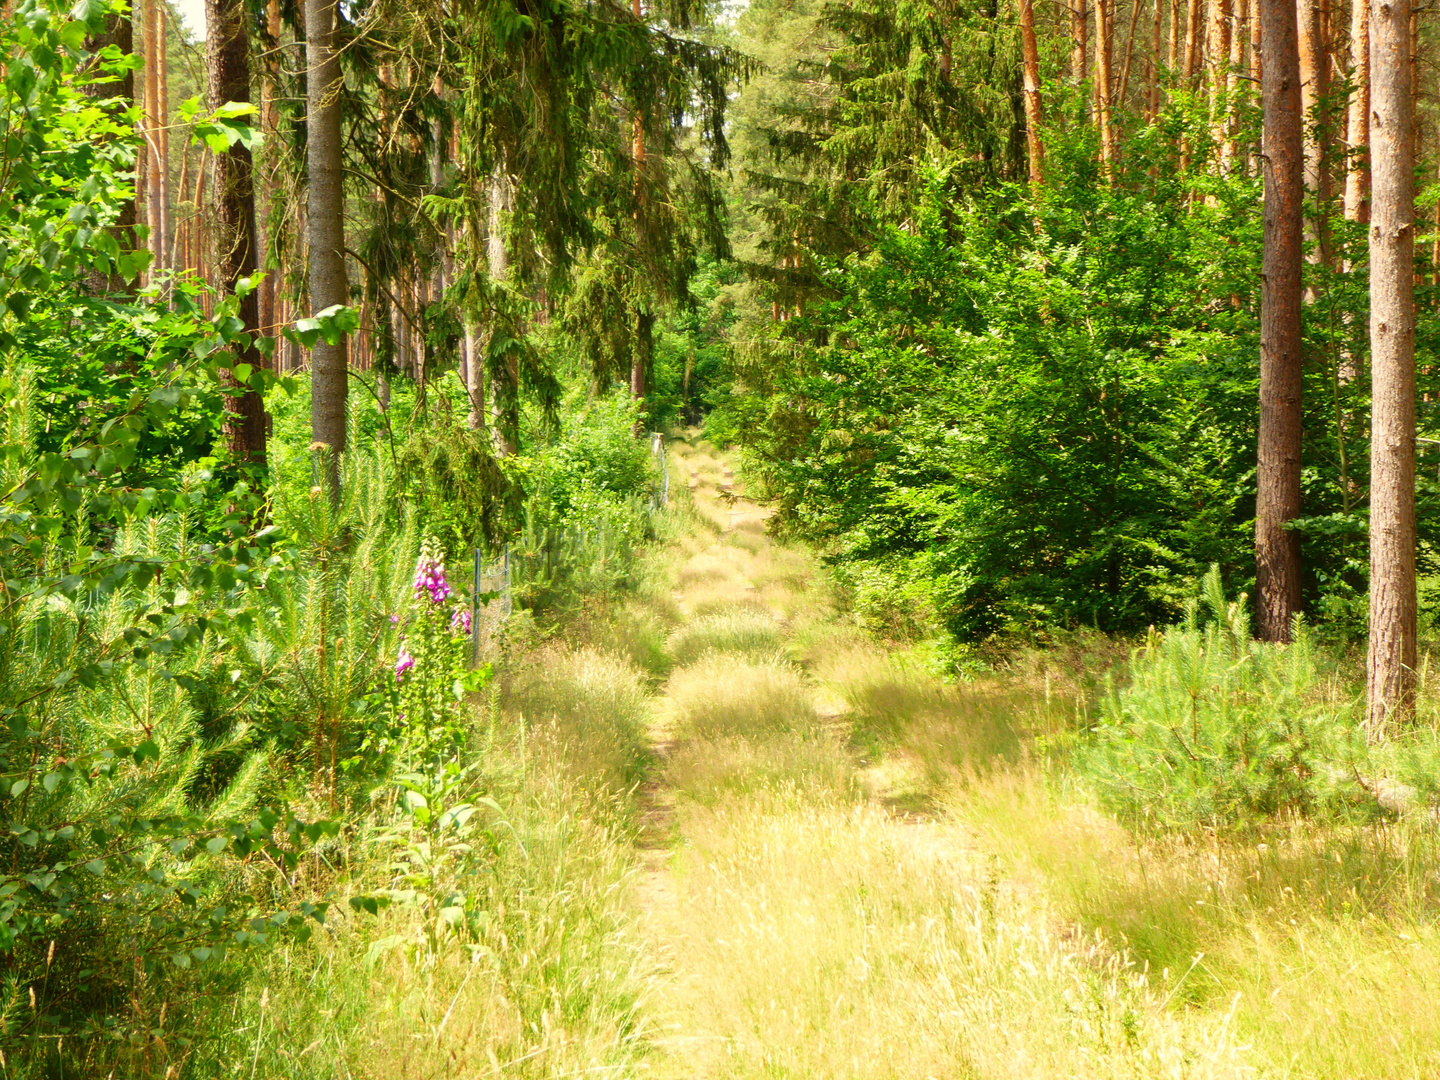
[1080,568,1374,831]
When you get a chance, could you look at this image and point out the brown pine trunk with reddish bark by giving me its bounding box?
[208,0,267,468]
[1149,0,1164,115]
[1073,0,1089,84]
[1367,0,1417,730]
[1208,0,1232,167]
[1096,0,1116,172]
[1343,0,1369,223]
[1019,0,1044,185]
[157,5,171,277]
[1297,0,1331,266]
[1255,0,1305,642]
[142,0,161,283]
[1183,0,1203,81]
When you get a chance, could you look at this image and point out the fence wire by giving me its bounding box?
[471,432,669,658]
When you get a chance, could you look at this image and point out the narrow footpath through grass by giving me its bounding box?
[628,438,1250,1079]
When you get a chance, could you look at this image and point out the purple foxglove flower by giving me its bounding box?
[395,645,415,682]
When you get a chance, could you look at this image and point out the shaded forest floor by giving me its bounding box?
[214,436,1440,1080]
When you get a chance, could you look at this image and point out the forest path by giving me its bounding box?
[626,438,1250,1080]
[631,439,1006,1079]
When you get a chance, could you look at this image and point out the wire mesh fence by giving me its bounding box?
[469,431,670,658]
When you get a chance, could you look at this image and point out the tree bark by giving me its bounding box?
[157,4,171,278]
[208,0,267,468]
[1367,0,1417,730]
[1183,0,1203,81]
[1221,0,1246,172]
[1149,0,1164,116]
[1096,0,1116,172]
[256,0,282,349]
[1208,0,1233,167]
[306,0,349,480]
[1019,0,1045,186]
[1255,0,1305,642]
[81,11,136,296]
[142,0,162,283]
[488,168,517,456]
[1344,0,1369,222]
[1073,0,1090,84]
[1298,0,1331,266]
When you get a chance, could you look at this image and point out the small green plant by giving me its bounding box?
[1080,567,1374,830]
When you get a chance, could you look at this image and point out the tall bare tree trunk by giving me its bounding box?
[488,168,517,456]
[142,0,162,283]
[1343,0,1370,222]
[1149,0,1164,115]
[1169,0,1181,73]
[1183,0,1203,81]
[1221,0,1247,171]
[1096,0,1116,172]
[1073,0,1090,83]
[1020,0,1045,185]
[306,0,349,480]
[208,0,266,468]
[1117,0,1143,107]
[1367,0,1417,730]
[256,0,282,348]
[1208,0,1233,167]
[1298,0,1331,266]
[1256,0,1305,642]
[157,5,170,277]
[81,11,136,295]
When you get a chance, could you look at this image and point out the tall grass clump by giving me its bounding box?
[505,647,653,799]
[667,607,783,666]
[667,655,814,738]
[1081,568,1375,830]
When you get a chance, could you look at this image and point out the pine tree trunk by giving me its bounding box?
[488,168,517,456]
[1255,0,1305,642]
[157,5,171,277]
[142,0,162,283]
[1117,0,1142,108]
[1169,0,1180,74]
[1367,0,1417,730]
[306,0,349,480]
[1208,0,1233,166]
[1149,0,1164,115]
[1096,0,1116,172]
[1019,0,1045,185]
[1221,0,1246,172]
[1344,0,1369,222]
[81,11,136,295]
[256,0,282,350]
[208,0,267,468]
[1183,0,1203,81]
[1073,0,1089,83]
[1298,0,1331,266]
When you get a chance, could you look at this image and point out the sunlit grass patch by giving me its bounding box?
[816,645,1023,790]
[957,765,1440,1078]
[665,654,814,739]
[647,794,1248,1080]
[665,730,858,806]
[667,607,784,667]
[504,646,653,796]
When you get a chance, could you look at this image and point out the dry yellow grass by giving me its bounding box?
[224,437,1440,1080]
